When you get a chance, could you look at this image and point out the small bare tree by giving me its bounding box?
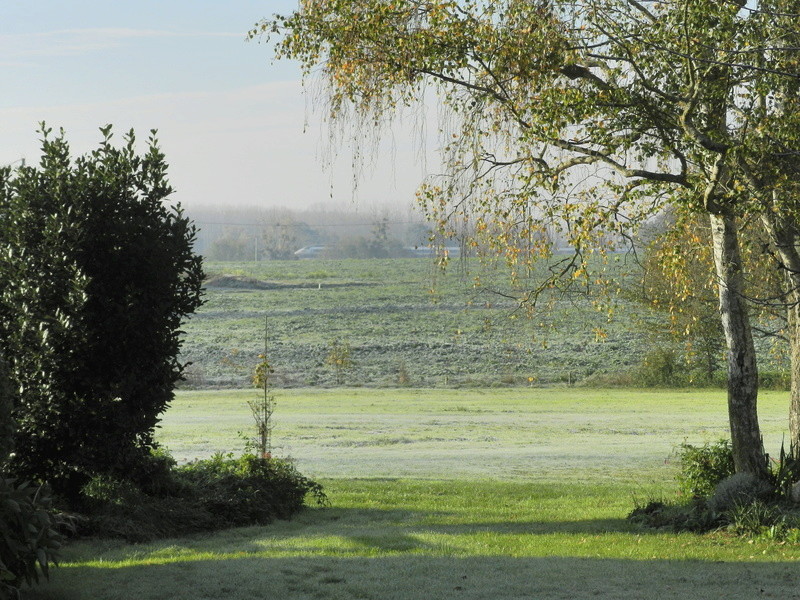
[248,317,275,458]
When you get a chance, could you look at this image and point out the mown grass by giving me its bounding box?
[32,480,800,600]
[155,387,789,482]
[27,387,800,599]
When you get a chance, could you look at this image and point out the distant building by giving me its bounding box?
[294,245,327,258]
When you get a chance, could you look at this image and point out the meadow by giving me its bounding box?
[181,257,786,390]
[180,258,658,388]
[29,387,800,600]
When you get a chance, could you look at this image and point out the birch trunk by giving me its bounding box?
[789,301,800,453]
[760,211,800,455]
[710,212,767,476]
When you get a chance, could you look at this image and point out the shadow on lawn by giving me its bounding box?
[28,554,800,600]
[58,507,668,559]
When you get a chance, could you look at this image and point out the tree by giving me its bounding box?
[0,126,204,499]
[636,212,789,384]
[207,227,256,261]
[260,0,800,475]
[637,217,726,384]
[325,339,354,385]
[262,218,321,259]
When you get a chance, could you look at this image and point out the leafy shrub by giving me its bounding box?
[576,370,635,387]
[759,371,791,391]
[707,472,773,514]
[78,453,327,542]
[677,439,735,498]
[0,127,204,501]
[178,453,328,525]
[0,478,64,599]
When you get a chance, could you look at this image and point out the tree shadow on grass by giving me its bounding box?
[58,506,680,562]
[28,554,800,600]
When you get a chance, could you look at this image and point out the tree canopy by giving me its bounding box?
[260,0,800,475]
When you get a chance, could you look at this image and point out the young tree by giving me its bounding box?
[325,339,354,385]
[260,0,800,474]
[0,126,204,498]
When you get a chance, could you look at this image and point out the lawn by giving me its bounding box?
[28,388,800,599]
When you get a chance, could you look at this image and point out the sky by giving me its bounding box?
[0,1,434,212]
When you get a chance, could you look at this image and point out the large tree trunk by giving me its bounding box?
[709,212,767,476]
[760,211,800,455]
[789,302,800,453]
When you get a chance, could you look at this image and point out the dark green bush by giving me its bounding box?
[676,439,735,498]
[78,452,327,542]
[79,475,213,541]
[0,359,12,467]
[0,127,204,501]
[0,478,64,599]
[177,453,328,526]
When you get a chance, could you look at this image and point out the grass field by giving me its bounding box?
[28,387,800,600]
[180,258,786,390]
[181,258,656,388]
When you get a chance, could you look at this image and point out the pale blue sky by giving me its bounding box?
[0,1,429,211]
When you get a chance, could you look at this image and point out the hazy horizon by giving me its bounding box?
[0,1,438,213]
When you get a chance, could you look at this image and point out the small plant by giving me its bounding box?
[395,360,411,386]
[727,500,787,537]
[676,439,735,498]
[245,317,276,458]
[769,440,800,500]
[325,339,354,385]
[0,478,66,598]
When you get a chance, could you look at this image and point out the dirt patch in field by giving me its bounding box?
[205,275,280,290]
[204,274,377,291]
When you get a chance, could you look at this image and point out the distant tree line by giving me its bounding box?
[195,208,434,261]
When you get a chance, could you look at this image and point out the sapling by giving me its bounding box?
[247,316,275,458]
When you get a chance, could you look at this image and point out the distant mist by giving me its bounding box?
[184,204,433,261]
